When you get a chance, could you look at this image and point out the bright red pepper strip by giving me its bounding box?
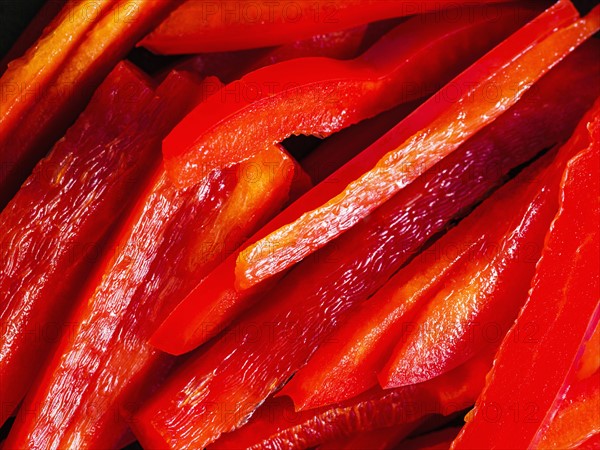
[236,2,599,291]
[0,0,176,210]
[207,353,492,450]
[133,46,600,448]
[4,131,298,450]
[281,140,558,409]
[151,39,600,356]
[140,0,512,54]
[163,4,534,189]
[452,101,600,449]
[0,62,163,428]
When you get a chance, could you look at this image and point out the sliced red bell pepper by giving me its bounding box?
[0,61,187,428]
[281,140,559,409]
[379,103,600,388]
[133,44,600,446]
[0,0,66,75]
[451,102,600,449]
[205,351,493,449]
[140,0,513,54]
[317,422,421,450]
[235,2,599,291]
[538,370,600,449]
[163,4,534,189]
[4,137,299,449]
[578,323,600,380]
[151,39,600,356]
[0,0,176,210]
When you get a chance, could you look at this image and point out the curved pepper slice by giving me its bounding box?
[151,39,600,356]
[0,62,161,428]
[402,427,462,450]
[4,135,299,450]
[451,102,600,449]
[140,0,512,54]
[281,140,560,409]
[207,352,493,449]
[236,2,599,290]
[0,0,176,210]
[163,4,534,188]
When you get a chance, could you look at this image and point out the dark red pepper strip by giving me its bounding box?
[236,2,598,291]
[0,62,160,428]
[140,0,513,54]
[401,427,462,450]
[134,44,600,449]
[163,4,535,188]
[151,39,600,356]
[208,351,493,450]
[452,100,600,449]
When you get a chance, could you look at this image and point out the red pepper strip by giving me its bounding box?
[280,139,560,409]
[0,0,66,76]
[236,2,599,291]
[4,138,298,450]
[134,44,600,445]
[578,323,600,380]
[141,0,513,54]
[452,104,600,449]
[163,4,534,188]
[578,434,600,450]
[538,370,600,449]
[302,101,422,184]
[0,61,164,428]
[0,0,176,210]
[151,39,600,356]
[205,352,493,450]
[402,427,462,450]
[317,422,421,450]
[380,112,596,388]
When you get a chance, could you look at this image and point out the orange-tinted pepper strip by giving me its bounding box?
[0,0,176,210]
[207,352,493,450]
[163,4,534,188]
[236,2,599,290]
[0,62,158,428]
[452,103,600,449]
[538,371,600,449]
[150,37,600,357]
[140,0,512,54]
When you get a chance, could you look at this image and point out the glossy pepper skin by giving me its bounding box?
[0,0,177,210]
[151,39,600,357]
[452,101,600,449]
[281,137,565,409]
[236,2,599,291]
[4,131,299,450]
[208,352,494,449]
[0,61,169,428]
[133,44,600,450]
[140,0,512,54]
[163,4,534,189]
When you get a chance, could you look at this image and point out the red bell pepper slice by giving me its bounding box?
[0,0,176,210]
[280,137,561,409]
[140,0,513,54]
[151,39,600,356]
[0,61,175,428]
[402,427,462,450]
[235,2,599,291]
[452,102,600,449]
[317,423,421,450]
[133,45,600,448]
[163,4,534,189]
[205,352,493,449]
[380,102,600,388]
[538,370,600,449]
[4,133,299,450]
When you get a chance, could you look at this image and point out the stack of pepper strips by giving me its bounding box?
[0,0,598,448]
